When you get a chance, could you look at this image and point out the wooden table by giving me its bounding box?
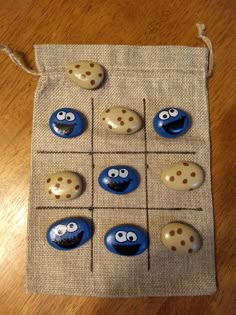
[0,1,235,314]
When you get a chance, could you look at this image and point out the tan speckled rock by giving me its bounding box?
[45,171,82,200]
[66,61,105,89]
[101,106,143,135]
[161,222,202,255]
[161,161,205,191]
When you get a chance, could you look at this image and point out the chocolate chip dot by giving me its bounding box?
[90,80,95,85]
[122,110,126,113]
[68,70,73,74]
[90,63,94,67]
[183,162,189,166]
[190,236,194,242]
[177,228,182,234]
[67,179,72,184]
[48,189,52,194]
[66,194,71,199]
[120,121,124,126]
[86,71,91,75]
[98,73,103,77]
[102,117,105,120]
[46,178,51,183]
[180,240,185,246]
[183,179,188,184]
[117,117,122,121]
[188,248,193,253]
[55,195,60,199]
[75,65,80,68]
[127,128,132,132]
[169,230,175,236]
[106,109,110,113]
[108,125,112,129]
[169,176,175,182]
[80,74,86,79]
[176,171,182,176]
[55,183,60,188]
[75,185,80,190]
[191,172,196,177]
[129,117,134,121]
[171,246,176,251]
[57,177,63,181]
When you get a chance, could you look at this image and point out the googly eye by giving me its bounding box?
[115,231,127,242]
[67,222,78,232]
[119,169,129,178]
[54,224,67,236]
[108,169,119,178]
[169,108,179,117]
[66,112,75,121]
[56,111,66,120]
[159,111,169,120]
[127,231,138,242]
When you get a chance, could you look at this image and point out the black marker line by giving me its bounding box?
[35,206,203,211]
[37,151,196,155]
[143,98,151,271]
[90,98,95,273]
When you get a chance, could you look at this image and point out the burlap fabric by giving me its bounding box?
[26,44,216,296]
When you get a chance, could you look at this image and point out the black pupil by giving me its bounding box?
[69,224,73,228]
[112,173,115,177]
[129,236,133,241]
[118,233,123,237]
[59,112,63,115]
[170,109,174,112]
[67,116,71,120]
[121,170,124,173]
[163,114,167,118]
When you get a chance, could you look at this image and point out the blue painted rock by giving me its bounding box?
[98,165,139,195]
[104,225,148,256]
[47,217,91,250]
[153,107,191,138]
[49,108,85,138]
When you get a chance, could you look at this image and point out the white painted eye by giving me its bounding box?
[169,108,179,117]
[108,169,119,178]
[159,111,169,120]
[127,231,138,242]
[115,231,127,243]
[56,111,66,120]
[119,169,129,178]
[67,222,78,232]
[54,224,67,236]
[66,112,75,121]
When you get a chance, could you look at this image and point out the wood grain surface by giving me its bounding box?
[0,0,235,314]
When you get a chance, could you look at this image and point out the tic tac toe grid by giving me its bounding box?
[27,45,216,297]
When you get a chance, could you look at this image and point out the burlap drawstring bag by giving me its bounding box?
[1,23,216,297]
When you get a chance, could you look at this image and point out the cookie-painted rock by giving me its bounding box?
[47,217,91,250]
[161,161,204,191]
[101,107,143,134]
[161,222,202,255]
[153,107,191,138]
[45,171,82,200]
[66,60,105,89]
[98,165,139,195]
[104,225,148,256]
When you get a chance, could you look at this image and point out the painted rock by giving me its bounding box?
[66,60,105,89]
[98,165,139,195]
[153,107,191,138]
[161,161,204,191]
[47,217,91,250]
[104,225,148,256]
[45,171,82,200]
[49,108,85,138]
[161,222,202,255]
[101,107,143,135]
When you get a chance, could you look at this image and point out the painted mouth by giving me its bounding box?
[53,231,84,249]
[107,179,132,192]
[162,116,186,135]
[112,244,141,256]
[53,122,76,135]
